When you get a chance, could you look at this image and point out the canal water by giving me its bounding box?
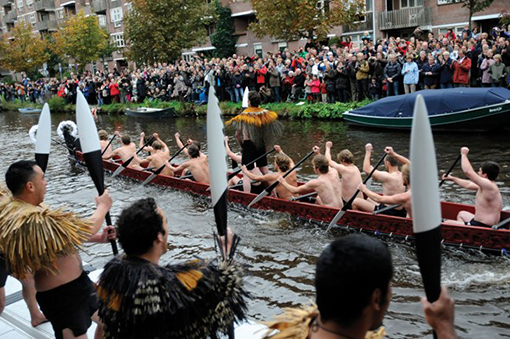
[0,111,509,338]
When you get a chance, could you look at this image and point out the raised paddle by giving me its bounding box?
[76,90,118,255]
[34,103,52,173]
[207,87,239,339]
[410,94,442,339]
[374,154,462,216]
[142,143,188,186]
[438,154,461,187]
[111,136,155,178]
[100,134,117,156]
[248,150,315,208]
[326,152,387,231]
[227,148,276,181]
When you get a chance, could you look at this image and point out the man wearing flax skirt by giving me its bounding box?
[226,91,283,193]
[0,160,115,339]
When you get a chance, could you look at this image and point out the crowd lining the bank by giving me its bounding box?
[1,25,510,106]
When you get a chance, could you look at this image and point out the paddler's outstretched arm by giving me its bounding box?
[278,176,317,194]
[175,132,191,157]
[274,145,295,167]
[359,183,409,205]
[460,147,492,190]
[385,146,410,165]
[225,136,242,163]
[325,142,345,173]
[241,165,276,183]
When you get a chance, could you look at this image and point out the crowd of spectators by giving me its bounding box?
[1,24,510,106]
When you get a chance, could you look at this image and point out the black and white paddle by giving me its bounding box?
[34,103,52,173]
[76,90,118,255]
[410,94,442,339]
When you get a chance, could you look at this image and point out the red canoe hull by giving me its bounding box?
[74,152,510,254]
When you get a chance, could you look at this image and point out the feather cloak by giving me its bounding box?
[97,255,248,339]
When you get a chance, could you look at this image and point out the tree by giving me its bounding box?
[462,0,495,28]
[125,0,214,64]
[0,22,48,74]
[250,0,366,42]
[52,11,109,68]
[210,0,237,58]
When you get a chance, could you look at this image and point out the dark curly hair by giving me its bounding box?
[117,198,165,256]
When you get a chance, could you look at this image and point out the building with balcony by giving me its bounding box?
[186,0,508,59]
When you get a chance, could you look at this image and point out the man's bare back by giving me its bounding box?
[100,140,113,159]
[325,142,362,202]
[444,148,502,226]
[313,172,343,208]
[176,157,210,184]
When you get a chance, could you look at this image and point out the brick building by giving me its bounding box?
[186,0,508,58]
[0,0,129,74]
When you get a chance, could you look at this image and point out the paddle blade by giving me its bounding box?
[35,103,52,172]
[242,87,249,108]
[142,172,157,186]
[326,210,345,231]
[248,190,268,208]
[207,86,229,236]
[111,164,126,178]
[410,94,442,304]
[76,90,100,154]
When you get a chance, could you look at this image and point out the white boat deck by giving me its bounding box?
[0,267,267,338]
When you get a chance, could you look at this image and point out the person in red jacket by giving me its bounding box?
[310,75,321,103]
[109,79,120,102]
[255,62,267,91]
[452,49,471,87]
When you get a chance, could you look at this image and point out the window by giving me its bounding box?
[278,42,287,53]
[206,25,215,36]
[125,2,133,12]
[98,14,106,27]
[253,42,262,58]
[110,7,123,25]
[438,26,463,36]
[112,33,124,47]
[26,0,33,9]
[56,8,64,19]
[366,0,372,11]
[29,13,36,24]
[400,0,423,7]
[17,0,23,9]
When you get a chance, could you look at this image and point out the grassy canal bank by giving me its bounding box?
[1,96,372,120]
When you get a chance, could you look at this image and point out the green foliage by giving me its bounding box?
[249,0,365,41]
[462,0,495,26]
[210,0,236,58]
[125,0,213,64]
[0,22,49,73]
[328,36,340,47]
[52,11,109,68]
[47,97,71,112]
[500,12,510,26]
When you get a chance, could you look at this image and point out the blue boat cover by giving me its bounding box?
[348,88,510,117]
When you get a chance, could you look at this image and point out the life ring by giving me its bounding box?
[57,120,78,140]
[29,125,38,144]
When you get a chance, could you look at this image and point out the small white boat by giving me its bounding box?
[18,108,42,114]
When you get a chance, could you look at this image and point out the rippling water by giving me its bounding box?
[0,111,509,338]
